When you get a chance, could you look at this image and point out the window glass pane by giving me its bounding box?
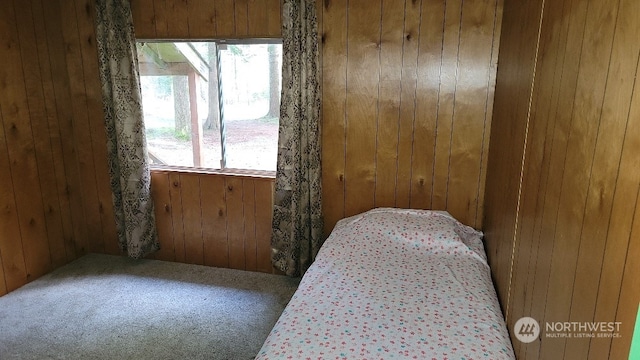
[219,43,281,171]
[136,40,281,172]
[137,42,222,169]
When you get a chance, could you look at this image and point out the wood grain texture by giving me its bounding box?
[0,106,28,293]
[31,0,76,267]
[150,172,175,261]
[343,0,380,217]
[2,0,52,283]
[266,0,281,37]
[215,0,236,37]
[483,0,542,315]
[168,172,187,263]
[321,0,502,231]
[179,174,204,265]
[60,0,103,256]
[373,0,404,209]
[0,0,92,293]
[43,0,86,264]
[235,0,249,37]
[187,0,217,38]
[320,0,348,235]
[147,171,275,273]
[200,175,228,268]
[394,0,421,210]
[446,0,498,224]
[242,179,257,272]
[254,179,274,273]
[131,0,157,37]
[225,177,245,270]
[430,0,461,211]
[74,0,119,256]
[14,0,68,269]
[485,0,640,358]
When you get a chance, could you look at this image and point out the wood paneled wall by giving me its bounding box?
[0,0,100,296]
[150,171,274,273]
[484,0,640,358]
[320,0,503,233]
[131,0,282,39]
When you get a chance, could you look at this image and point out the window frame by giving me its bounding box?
[136,38,282,178]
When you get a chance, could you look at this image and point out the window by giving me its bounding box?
[136,40,282,172]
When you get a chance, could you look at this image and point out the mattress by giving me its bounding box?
[256,208,515,359]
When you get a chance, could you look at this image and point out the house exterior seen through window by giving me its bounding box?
[136,40,282,172]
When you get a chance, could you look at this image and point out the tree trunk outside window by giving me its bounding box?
[267,44,281,119]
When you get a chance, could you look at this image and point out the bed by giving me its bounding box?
[256,208,515,359]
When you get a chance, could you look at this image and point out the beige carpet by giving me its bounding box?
[0,253,299,360]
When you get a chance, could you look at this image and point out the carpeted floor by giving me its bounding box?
[0,254,300,360]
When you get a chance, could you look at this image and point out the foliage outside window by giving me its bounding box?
[136,40,282,172]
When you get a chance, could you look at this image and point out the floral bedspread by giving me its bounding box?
[256,208,515,359]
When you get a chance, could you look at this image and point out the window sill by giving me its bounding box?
[150,165,276,179]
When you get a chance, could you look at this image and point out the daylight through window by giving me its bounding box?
[136,40,282,172]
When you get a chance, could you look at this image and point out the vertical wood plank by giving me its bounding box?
[540,0,619,356]
[343,0,381,217]
[186,0,217,38]
[0,250,6,296]
[254,179,273,273]
[482,0,543,317]
[475,0,503,228]
[410,0,446,210]
[508,0,567,353]
[14,0,68,267]
[151,172,175,261]
[215,0,236,37]
[609,188,640,359]
[321,0,348,233]
[394,0,421,209]
[243,179,257,272]
[32,0,76,266]
[446,0,498,227]
[130,0,157,38]
[235,0,249,37]
[247,0,267,37]
[168,172,186,262]
[60,0,103,256]
[565,0,639,357]
[74,0,118,255]
[201,175,229,268]
[526,2,590,357]
[43,0,85,262]
[588,32,640,360]
[266,0,281,37]
[180,174,204,265]
[153,0,170,38]
[1,0,52,282]
[430,0,462,210]
[225,177,245,270]
[166,0,190,38]
[0,109,28,292]
[373,0,405,208]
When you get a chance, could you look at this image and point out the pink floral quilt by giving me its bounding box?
[256,208,515,359]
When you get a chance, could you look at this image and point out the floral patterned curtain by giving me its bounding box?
[271,0,323,276]
[95,0,159,258]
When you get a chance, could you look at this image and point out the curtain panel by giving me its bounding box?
[271,0,323,276]
[95,0,159,258]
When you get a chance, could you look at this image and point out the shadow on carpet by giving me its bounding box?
[0,254,300,360]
